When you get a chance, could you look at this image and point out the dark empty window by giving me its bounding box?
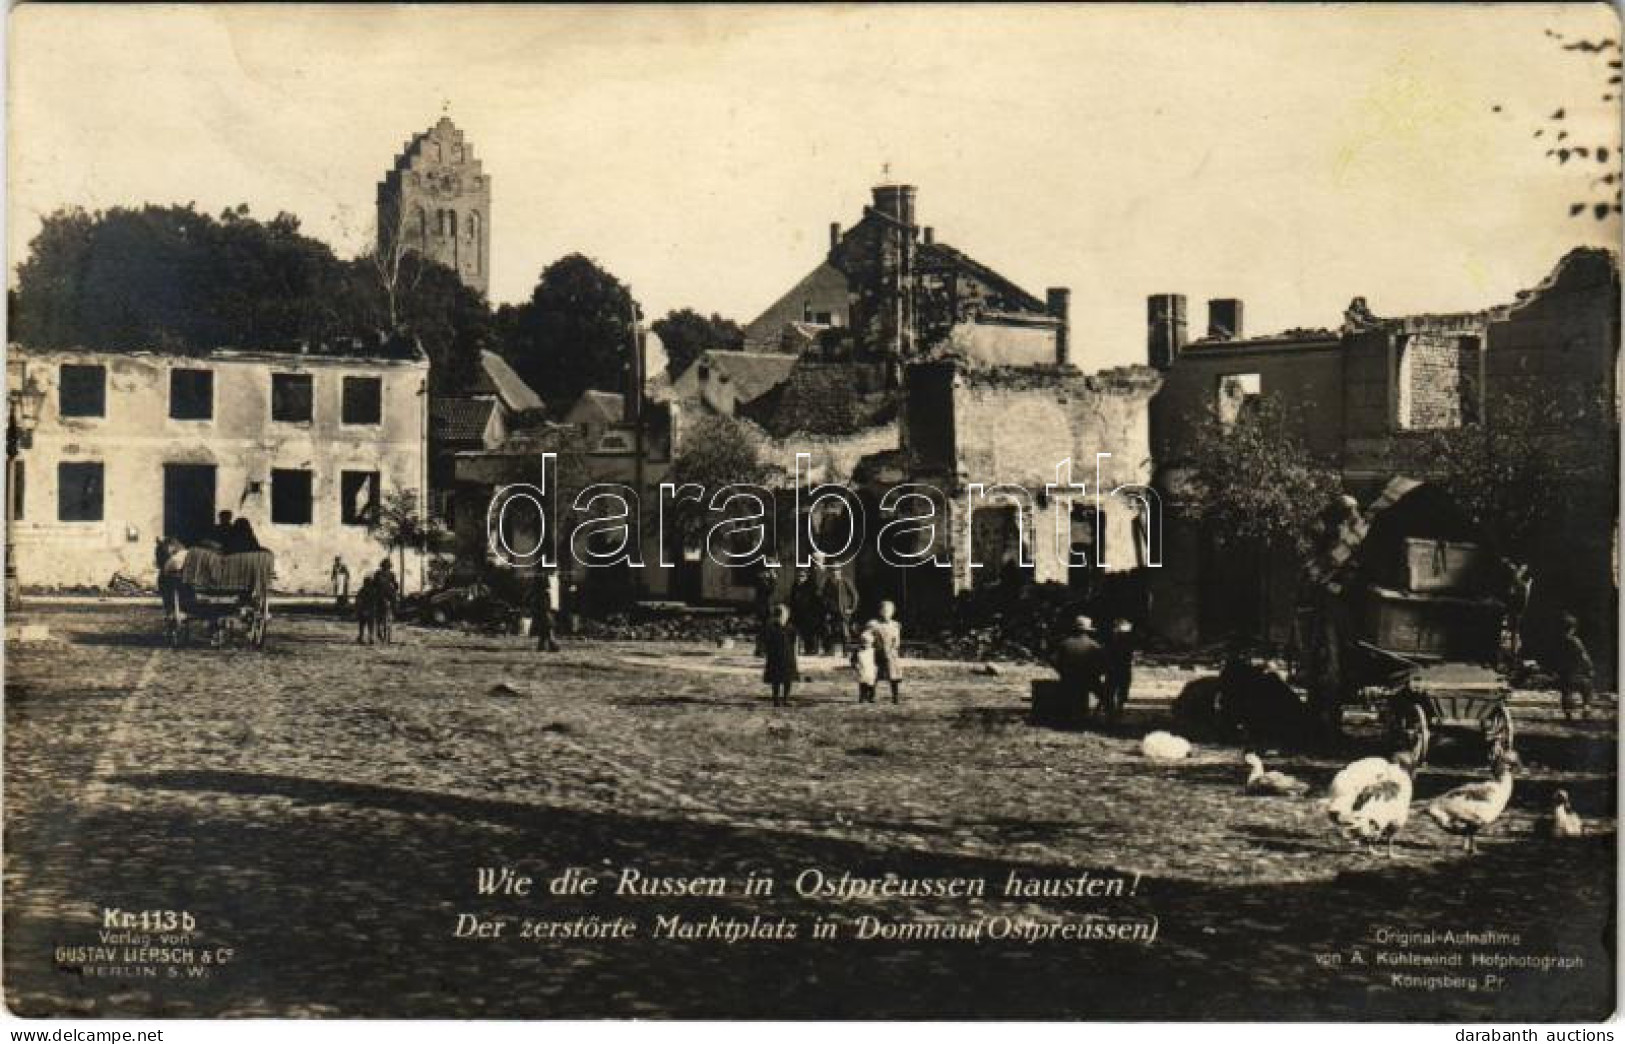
[272,373,314,422]
[340,470,380,526]
[342,377,382,425]
[271,469,313,525]
[59,365,106,418]
[169,368,213,420]
[57,462,104,521]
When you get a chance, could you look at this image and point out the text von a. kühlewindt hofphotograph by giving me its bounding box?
[2,2,1618,1025]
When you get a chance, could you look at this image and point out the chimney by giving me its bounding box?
[1047,288,1072,366]
[1207,298,1244,340]
[1147,294,1188,370]
[871,184,917,227]
[922,226,935,246]
[829,222,841,251]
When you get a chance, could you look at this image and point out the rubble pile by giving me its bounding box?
[910,584,1094,663]
[571,608,757,644]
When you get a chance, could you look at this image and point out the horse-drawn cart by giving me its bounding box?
[1299,479,1515,764]
[162,546,275,649]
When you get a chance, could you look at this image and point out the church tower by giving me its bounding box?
[376,116,491,296]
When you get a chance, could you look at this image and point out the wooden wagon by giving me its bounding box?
[164,547,275,649]
[1299,478,1514,764]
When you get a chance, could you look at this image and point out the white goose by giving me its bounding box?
[1141,730,1192,761]
[1549,788,1585,839]
[1325,752,1416,857]
[1425,751,1520,854]
[1243,752,1310,796]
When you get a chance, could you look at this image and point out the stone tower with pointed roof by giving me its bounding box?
[376,116,491,296]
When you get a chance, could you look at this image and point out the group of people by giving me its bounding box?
[759,597,904,707]
[1052,615,1138,720]
[199,509,263,554]
[354,558,400,645]
[754,560,859,658]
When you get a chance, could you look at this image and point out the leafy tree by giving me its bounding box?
[651,308,744,378]
[1174,395,1343,640]
[12,204,356,351]
[343,253,490,394]
[665,415,785,547]
[11,203,493,395]
[1406,391,1615,566]
[499,254,638,406]
[1492,29,1622,221]
[1178,395,1343,562]
[371,487,444,588]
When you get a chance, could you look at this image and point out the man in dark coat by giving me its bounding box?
[373,558,400,644]
[815,558,859,655]
[1053,615,1110,719]
[788,568,823,655]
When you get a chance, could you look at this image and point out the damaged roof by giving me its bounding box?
[738,361,898,439]
[681,350,799,405]
[916,240,1048,315]
[429,397,497,442]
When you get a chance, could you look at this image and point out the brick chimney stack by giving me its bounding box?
[922,226,935,246]
[1148,294,1188,370]
[1207,298,1244,340]
[829,222,841,252]
[872,184,918,227]
[1047,288,1072,366]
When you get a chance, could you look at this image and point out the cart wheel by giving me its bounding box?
[1400,702,1431,763]
[1483,706,1514,760]
[430,606,450,626]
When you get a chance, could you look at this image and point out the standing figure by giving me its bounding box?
[1102,618,1137,719]
[373,558,400,645]
[356,573,378,645]
[331,556,351,609]
[1551,612,1595,721]
[867,599,904,704]
[530,567,561,652]
[751,562,780,657]
[761,603,799,707]
[1504,562,1532,660]
[1053,615,1110,719]
[851,628,878,703]
[788,567,824,655]
[816,558,860,655]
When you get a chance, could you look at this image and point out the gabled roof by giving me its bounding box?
[468,350,545,412]
[680,350,799,405]
[565,389,625,428]
[429,397,497,442]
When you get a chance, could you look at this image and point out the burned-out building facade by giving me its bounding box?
[1147,248,1619,679]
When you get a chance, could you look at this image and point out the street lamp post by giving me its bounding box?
[6,372,46,612]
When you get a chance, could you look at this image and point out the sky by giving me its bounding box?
[8,3,1622,371]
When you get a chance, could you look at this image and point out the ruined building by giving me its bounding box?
[1147,248,1619,680]
[720,184,1161,621]
[7,338,431,593]
[377,116,491,296]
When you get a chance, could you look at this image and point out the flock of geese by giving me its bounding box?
[1139,730,1589,855]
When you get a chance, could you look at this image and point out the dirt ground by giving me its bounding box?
[3,604,1616,1019]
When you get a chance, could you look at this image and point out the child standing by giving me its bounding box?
[851,628,878,703]
[869,599,903,704]
[761,603,799,707]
